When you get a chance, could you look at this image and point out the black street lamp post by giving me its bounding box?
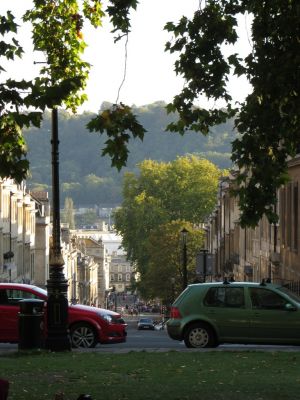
[170,277,175,302]
[201,249,208,283]
[45,107,71,351]
[181,228,188,290]
[114,290,117,312]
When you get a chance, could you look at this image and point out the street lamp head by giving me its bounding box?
[3,251,14,260]
[180,227,188,244]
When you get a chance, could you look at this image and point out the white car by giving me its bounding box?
[137,318,155,330]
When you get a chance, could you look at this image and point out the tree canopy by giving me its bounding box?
[114,155,223,298]
[164,0,300,227]
[1,1,299,228]
[0,0,139,180]
[141,220,204,302]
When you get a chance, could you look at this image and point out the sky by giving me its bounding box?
[0,0,252,113]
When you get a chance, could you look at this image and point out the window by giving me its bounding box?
[204,287,245,308]
[0,290,8,305]
[11,199,16,223]
[118,273,122,281]
[126,273,130,282]
[110,274,115,281]
[249,288,288,310]
[287,183,292,247]
[280,187,286,245]
[18,203,23,226]
[3,192,9,219]
[30,253,34,281]
[4,289,41,306]
[293,182,298,251]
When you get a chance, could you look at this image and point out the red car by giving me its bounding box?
[0,283,127,348]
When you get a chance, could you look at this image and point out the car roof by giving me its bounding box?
[189,281,282,289]
[0,283,47,296]
[0,282,44,289]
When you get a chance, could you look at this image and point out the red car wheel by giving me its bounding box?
[70,323,97,348]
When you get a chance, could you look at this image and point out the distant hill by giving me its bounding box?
[24,101,236,207]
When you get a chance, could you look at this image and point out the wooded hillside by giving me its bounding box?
[24,101,235,207]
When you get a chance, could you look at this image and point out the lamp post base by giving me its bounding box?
[45,265,71,351]
[45,293,71,351]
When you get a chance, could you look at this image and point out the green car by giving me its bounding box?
[166,281,300,348]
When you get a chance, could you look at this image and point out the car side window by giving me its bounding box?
[249,288,288,310]
[226,288,245,307]
[204,287,224,307]
[6,289,40,306]
[0,289,8,305]
[204,287,245,308]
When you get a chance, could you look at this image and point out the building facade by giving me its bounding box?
[31,191,51,288]
[109,253,133,293]
[206,156,300,286]
[0,179,50,285]
[0,179,131,308]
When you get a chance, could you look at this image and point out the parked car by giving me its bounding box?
[137,317,155,330]
[167,280,300,348]
[0,283,127,348]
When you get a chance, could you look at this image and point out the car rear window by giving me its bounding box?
[173,286,193,304]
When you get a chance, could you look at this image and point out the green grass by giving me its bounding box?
[1,350,300,400]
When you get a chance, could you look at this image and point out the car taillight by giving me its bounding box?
[170,306,181,319]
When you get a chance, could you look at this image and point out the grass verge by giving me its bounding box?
[0,350,300,400]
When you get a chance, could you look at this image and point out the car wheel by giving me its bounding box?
[183,323,217,348]
[70,323,97,348]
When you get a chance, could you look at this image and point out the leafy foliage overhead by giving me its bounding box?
[165,0,300,227]
[2,1,296,230]
[0,1,139,182]
[106,0,139,41]
[87,103,146,170]
[0,11,41,182]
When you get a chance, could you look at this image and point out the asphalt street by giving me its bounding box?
[1,320,300,354]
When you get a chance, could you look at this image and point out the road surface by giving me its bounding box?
[1,318,300,353]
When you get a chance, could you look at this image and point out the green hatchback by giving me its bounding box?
[166,281,300,348]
